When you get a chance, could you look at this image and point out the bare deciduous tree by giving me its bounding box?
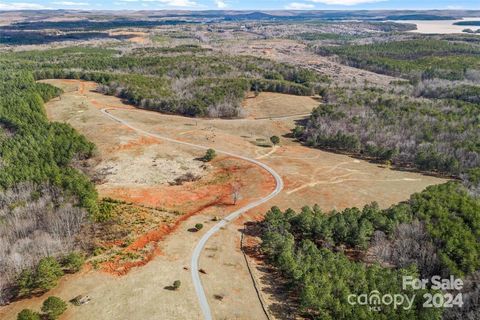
[369,221,441,278]
[0,183,87,305]
[231,183,242,205]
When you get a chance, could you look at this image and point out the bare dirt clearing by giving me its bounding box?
[108,31,150,44]
[1,80,446,320]
[221,39,399,87]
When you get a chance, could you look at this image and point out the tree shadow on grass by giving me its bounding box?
[163,286,176,291]
[239,222,299,320]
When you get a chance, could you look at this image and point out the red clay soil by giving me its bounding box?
[103,181,230,210]
[109,135,161,153]
[99,187,232,275]
[102,222,180,276]
[101,196,255,276]
[101,158,273,211]
[100,158,276,276]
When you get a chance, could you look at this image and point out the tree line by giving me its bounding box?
[315,39,480,81]
[260,182,480,319]
[1,46,328,118]
[0,72,98,304]
[294,86,480,191]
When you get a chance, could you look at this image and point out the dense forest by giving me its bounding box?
[315,39,480,81]
[453,21,480,26]
[296,37,480,191]
[261,182,480,319]
[0,19,197,31]
[0,45,327,118]
[294,86,480,184]
[0,31,135,45]
[0,71,97,304]
[414,79,480,104]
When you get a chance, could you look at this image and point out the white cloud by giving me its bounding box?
[446,5,463,9]
[139,0,198,7]
[171,0,196,6]
[309,0,385,5]
[285,2,314,9]
[214,0,226,8]
[0,2,50,9]
[154,0,197,6]
[52,1,89,5]
[116,0,199,7]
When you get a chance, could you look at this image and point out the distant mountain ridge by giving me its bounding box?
[386,14,458,20]
[2,9,480,26]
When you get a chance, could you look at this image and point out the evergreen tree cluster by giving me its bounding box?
[261,182,480,319]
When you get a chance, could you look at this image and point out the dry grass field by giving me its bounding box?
[0,80,446,320]
[242,91,319,119]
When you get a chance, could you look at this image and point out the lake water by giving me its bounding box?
[391,17,480,34]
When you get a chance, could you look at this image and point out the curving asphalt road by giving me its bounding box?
[101,108,284,320]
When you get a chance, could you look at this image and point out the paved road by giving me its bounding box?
[101,108,284,320]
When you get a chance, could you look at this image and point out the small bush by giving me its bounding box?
[93,246,105,256]
[36,257,64,291]
[41,296,67,320]
[169,172,199,186]
[17,257,64,297]
[173,280,181,290]
[203,149,216,162]
[270,136,280,145]
[195,223,204,231]
[95,198,117,222]
[62,252,85,273]
[17,270,35,297]
[17,309,40,320]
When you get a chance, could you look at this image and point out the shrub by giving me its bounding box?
[17,309,40,320]
[270,136,280,145]
[62,252,85,273]
[35,257,64,291]
[170,172,199,186]
[16,257,64,298]
[41,296,67,320]
[173,280,181,290]
[203,149,216,162]
[17,270,35,297]
[95,198,117,222]
[195,223,204,231]
[292,126,304,138]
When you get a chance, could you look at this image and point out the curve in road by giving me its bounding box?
[100,108,284,320]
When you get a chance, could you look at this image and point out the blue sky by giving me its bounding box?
[0,0,479,11]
